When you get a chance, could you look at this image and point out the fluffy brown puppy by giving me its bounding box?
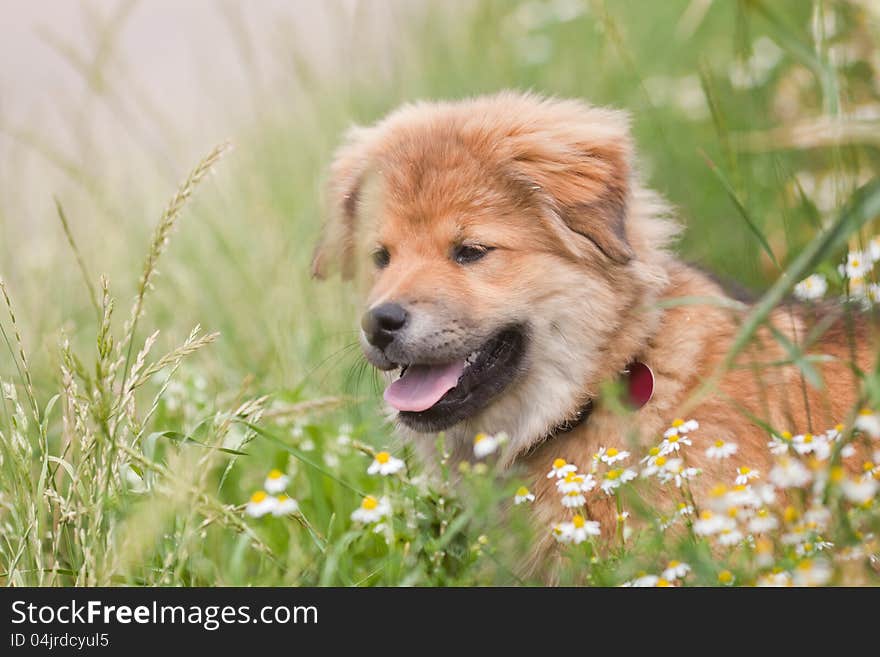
[312,91,874,569]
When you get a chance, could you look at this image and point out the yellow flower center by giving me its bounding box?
[803,434,813,444]
[268,469,283,480]
[756,537,773,554]
[667,560,680,569]
[710,484,728,497]
[739,467,750,475]
[655,456,667,467]
[606,469,621,480]
[796,559,812,572]
[572,515,586,528]
[783,506,799,523]
[677,502,687,510]
[649,446,660,457]
[864,462,875,472]
[668,434,680,443]
[361,496,379,510]
[553,458,567,469]
[672,419,684,428]
[474,433,488,444]
[607,448,619,457]
[563,472,579,483]
[830,466,845,483]
[835,423,844,432]
[714,439,725,448]
[656,579,671,587]
[700,510,713,520]
[566,490,581,498]
[516,486,530,497]
[727,507,738,518]
[757,508,769,518]
[781,431,793,440]
[718,570,734,584]
[375,451,391,464]
[278,494,289,502]
[859,408,874,416]
[250,491,268,503]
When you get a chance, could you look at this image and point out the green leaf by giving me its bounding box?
[700,150,780,269]
[242,421,366,496]
[146,429,248,456]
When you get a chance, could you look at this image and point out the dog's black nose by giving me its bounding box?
[361,303,408,350]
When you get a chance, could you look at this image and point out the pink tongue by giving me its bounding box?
[384,361,466,412]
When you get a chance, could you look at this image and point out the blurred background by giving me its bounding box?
[1,0,879,585]
[2,0,879,401]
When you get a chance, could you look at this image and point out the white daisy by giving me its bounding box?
[272,494,299,516]
[556,471,596,494]
[473,433,500,458]
[840,476,878,505]
[553,514,600,544]
[748,508,779,533]
[350,495,391,524]
[793,274,827,301]
[659,432,692,455]
[767,432,792,455]
[625,575,660,587]
[757,572,792,587]
[718,527,744,546]
[842,251,872,279]
[264,469,290,494]
[561,490,587,508]
[769,457,812,488]
[246,491,278,518]
[792,433,831,459]
[855,409,880,439]
[664,418,699,436]
[662,560,691,580]
[598,447,630,466]
[853,283,880,305]
[367,451,405,476]
[600,468,637,494]
[792,559,832,586]
[735,466,760,486]
[705,439,738,460]
[640,448,666,477]
[514,486,535,505]
[547,458,578,479]
[658,458,699,488]
[693,510,736,536]
[825,424,845,442]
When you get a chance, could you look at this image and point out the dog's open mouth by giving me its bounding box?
[384,325,527,432]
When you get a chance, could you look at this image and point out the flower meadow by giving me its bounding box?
[3,1,880,587]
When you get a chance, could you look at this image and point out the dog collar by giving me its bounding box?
[546,361,654,438]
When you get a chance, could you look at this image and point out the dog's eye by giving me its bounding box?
[453,244,493,265]
[372,246,391,269]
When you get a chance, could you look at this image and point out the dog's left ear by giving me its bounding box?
[506,106,634,264]
[311,125,376,280]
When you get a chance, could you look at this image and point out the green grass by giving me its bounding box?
[1,0,879,586]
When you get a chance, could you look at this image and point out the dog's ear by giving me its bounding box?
[506,107,634,264]
[311,125,375,280]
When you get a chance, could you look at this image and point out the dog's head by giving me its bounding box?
[314,92,675,460]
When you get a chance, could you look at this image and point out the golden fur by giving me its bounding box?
[313,91,876,572]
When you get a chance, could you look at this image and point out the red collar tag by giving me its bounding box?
[624,361,654,409]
